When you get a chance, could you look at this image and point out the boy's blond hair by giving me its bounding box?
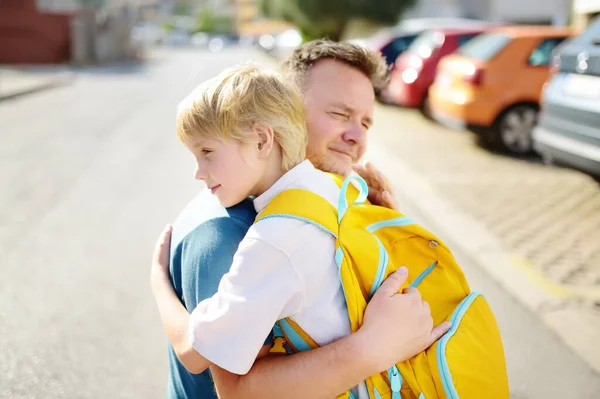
[176,65,307,172]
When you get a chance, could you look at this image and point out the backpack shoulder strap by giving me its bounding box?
[255,188,339,238]
[276,317,320,352]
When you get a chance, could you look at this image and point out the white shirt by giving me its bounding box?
[189,160,368,398]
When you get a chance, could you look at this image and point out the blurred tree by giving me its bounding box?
[195,6,217,32]
[194,6,235,34]
[259,0,417,41]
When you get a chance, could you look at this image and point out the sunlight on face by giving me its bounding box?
[303,59,375,176]
[184,136,263,207]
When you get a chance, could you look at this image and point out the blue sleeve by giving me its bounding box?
[171,217,274,347]
[174,217,250,310]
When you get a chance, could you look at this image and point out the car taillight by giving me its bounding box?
[463,67,484,86]
[549,55,561,76]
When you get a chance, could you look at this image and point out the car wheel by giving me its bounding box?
[420,95,432,120]
[495,104,538,154]
[540,149,554,166]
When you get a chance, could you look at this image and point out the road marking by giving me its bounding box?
[510,254,600,301]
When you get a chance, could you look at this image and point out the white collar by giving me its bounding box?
[253,160,315,213]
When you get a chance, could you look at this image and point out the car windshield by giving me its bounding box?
[575,14,600,45]
[407,31,445,58]
[458,33,511,61]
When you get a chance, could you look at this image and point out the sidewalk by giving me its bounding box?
[365,103,600,376]
[0,66,75,101]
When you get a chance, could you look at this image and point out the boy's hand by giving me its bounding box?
[151,224,173,282]
[352,162,399,211]
[357,267,451,372]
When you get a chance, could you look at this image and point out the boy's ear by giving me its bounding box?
[252,122,275,156]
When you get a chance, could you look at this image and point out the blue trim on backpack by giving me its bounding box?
[335,246,345,271]
[277,318,312,352]
[409,261,439,288]
[334,246,353,322]
[272,322,284,338]
[366,216,415,232]
[338,175,369,224]
[437,292,481,399]
[258,213,337,238]
[388,365,402,399]
[369,236,389,299]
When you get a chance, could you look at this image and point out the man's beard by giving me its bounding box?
[308,152,353,177]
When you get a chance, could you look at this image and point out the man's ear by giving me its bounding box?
[252,122,275,157]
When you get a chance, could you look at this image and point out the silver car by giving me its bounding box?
[533,16,600,177]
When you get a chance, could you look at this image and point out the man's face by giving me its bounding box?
[303,59,375,176]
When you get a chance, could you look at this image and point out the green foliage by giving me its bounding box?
[259,0,417,41]
[193,6,234,34]
[161,21,175,33]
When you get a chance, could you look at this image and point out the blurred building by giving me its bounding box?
[407,0,571,25]
[0,0,74,63]
[572,0,600,29]
[0,0,159,64]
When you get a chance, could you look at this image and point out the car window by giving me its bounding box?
[528,37,567,66]
[457,34,478,48]
[574,14,600,45]
[458,33,511,61]
[381,35,417,64]
[392,36,417,54]
[407,31,445,58]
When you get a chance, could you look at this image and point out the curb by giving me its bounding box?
[0,71,75,102]
[363,139,600,376]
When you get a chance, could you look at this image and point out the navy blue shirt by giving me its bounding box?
[166,191,256,399]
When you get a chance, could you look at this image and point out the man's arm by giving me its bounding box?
[212,333,374,399]
[152,211,283,375]
[211,268,451,399]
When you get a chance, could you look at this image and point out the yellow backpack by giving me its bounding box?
[256,174,509,399]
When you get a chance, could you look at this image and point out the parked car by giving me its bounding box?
[429,25,571,154]
[382,27,486,115]
[532,17,600,176]
[366,18,495,67]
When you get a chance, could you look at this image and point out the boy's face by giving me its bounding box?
[302,59,375,177]
[185,136,263,207]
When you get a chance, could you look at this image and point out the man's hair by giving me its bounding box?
[281,39,390,93]
[176,64,307,172]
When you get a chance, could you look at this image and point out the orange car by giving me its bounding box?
[429,26,572,153]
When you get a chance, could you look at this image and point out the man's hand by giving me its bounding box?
[357,267,452,372]
[352,162,399,210]
[151,224,173,283]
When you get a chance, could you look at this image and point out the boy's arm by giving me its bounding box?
[187,232,301,375]
[152,223,302,376]
[151,225,211,374]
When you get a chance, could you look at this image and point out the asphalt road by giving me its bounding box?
[1,47,599,398]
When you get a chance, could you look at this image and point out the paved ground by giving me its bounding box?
[1,47,599,398]
[0,67,75,101]
[372,104,600,297]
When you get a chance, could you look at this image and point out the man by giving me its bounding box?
[158,39,450,399]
